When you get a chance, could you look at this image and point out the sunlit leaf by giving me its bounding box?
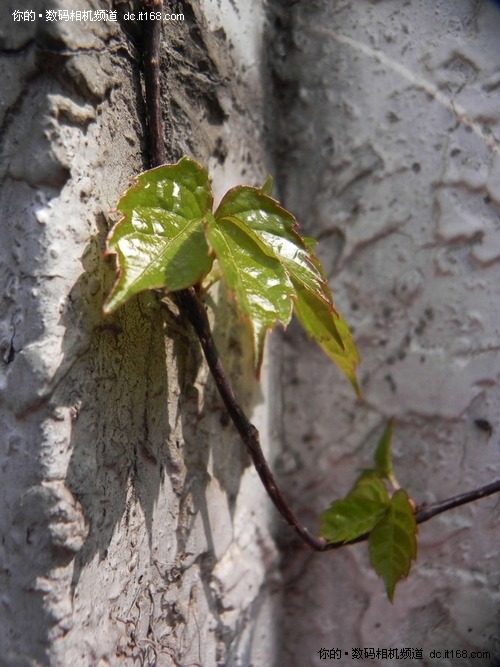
[292,277,360,394]
[320,473,390,543]
[369,489,418,602]
[206,216,294,370]
[215,186,359,383]
[103,157,360,391]
[103,158,213,314]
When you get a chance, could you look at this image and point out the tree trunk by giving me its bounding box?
[0,2,279,665]
[269,1,500,665]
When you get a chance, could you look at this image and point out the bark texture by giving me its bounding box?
[268,1,500,665]
[0,1,278,665]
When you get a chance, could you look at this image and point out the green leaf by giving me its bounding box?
[103,157,359,392]
[369,489,418,602]
[288,235,360,392]
[206,216,294,370]
[291,277,360,395]
[215,186,308,269]
[320,474,390,544]
[373,418,399,487]
[103,157,213,314]
[214,186,359,384]
[260,175,274,196]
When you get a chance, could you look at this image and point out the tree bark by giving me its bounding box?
[0,2,278,665]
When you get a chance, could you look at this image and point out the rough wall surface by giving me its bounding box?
[0,1,279,665]
[268,1,500,666]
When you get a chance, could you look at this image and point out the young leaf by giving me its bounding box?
[373,418,399,487]
[369,489,418,601]
[214,186,359,384]
[260,175,274,196]
[320,473,390,543]
[291,277,360,394]
[103,158,213,314]
[292,237,360,393]
[103,157,360,392]
[206,216,294,370]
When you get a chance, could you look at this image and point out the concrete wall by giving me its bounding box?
[268,1,500,665]
[0,1,278,665]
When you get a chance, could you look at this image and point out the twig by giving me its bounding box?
[174,288,327,550]
[142,0,166,167]
[137,0,500,552]
[414,479,500,524]
[138,0,326,550]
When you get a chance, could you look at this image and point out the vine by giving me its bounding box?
[104,0,500,601]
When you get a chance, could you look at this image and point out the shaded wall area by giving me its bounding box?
[267,1,500,666]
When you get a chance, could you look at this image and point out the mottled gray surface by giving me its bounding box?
[0,1,279,665]
[268,1,500,666]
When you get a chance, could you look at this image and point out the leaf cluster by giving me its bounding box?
[319,420,418,601]
[103,157,359,389]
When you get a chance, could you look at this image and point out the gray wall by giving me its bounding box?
[269,1,500,666]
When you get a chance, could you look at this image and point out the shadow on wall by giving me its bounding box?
[59,223,177,582]
[55,222,257,604]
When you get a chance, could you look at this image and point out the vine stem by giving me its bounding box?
[137,0,500,551]
[175,288,327,550]
[142,0,166,166]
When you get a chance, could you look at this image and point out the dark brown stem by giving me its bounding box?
[138,1,326,548]
[413,479,500,523]
[175,288,327,550]
[142,0,166,166]
[139,0,500,553]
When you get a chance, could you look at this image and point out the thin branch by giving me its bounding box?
[174,288,327,550]
[142,0,165,167]
[414,479,500,524]
[138,0,500,553]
